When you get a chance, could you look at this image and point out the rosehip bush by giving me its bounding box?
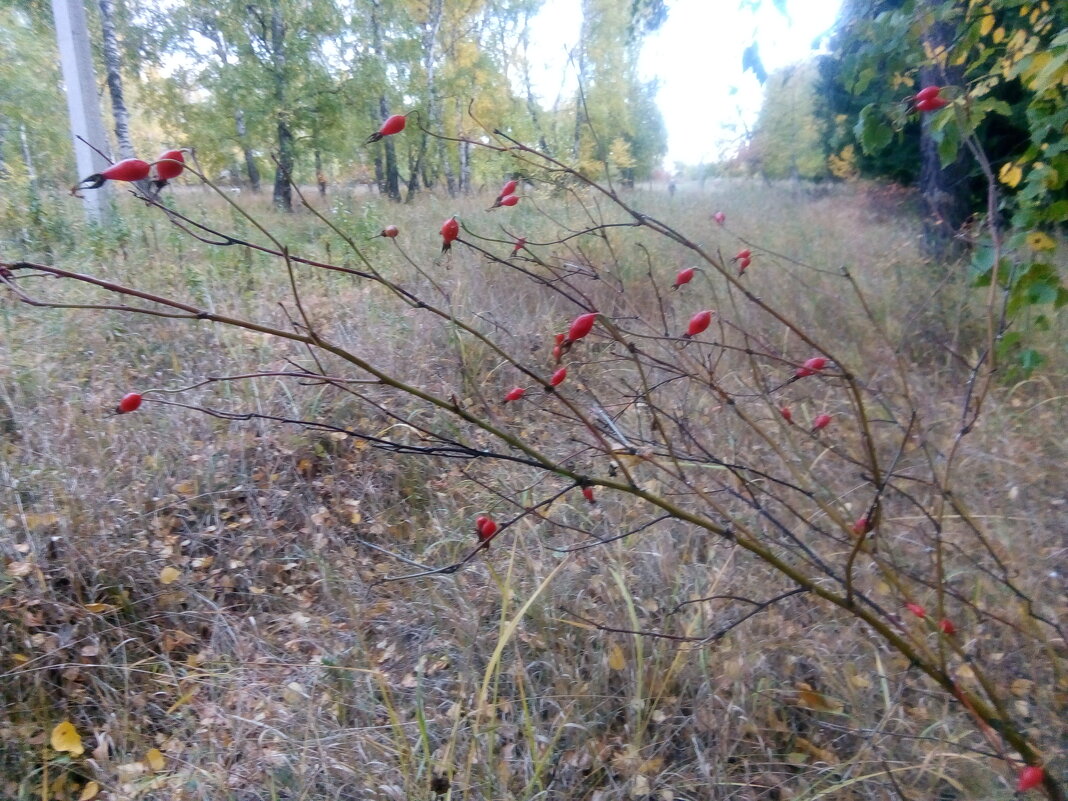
[1,120,1064,800]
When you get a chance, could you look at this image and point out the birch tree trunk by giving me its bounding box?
[98,0,135,160]
[406,0,442,201]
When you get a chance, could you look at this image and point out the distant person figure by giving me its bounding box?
[668,181,677,197]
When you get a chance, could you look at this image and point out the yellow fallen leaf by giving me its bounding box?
[144,748,165,772]
[159,566,181,585]
[999,161,1023,188]
[795,736,838,764]
[83,603,115,614]
[795,684,844,713]
[22,512,60,530]
[6,561,34,578]
[1026,231,1056,251]
[607,643,626,671]
[51,721,84,756]
[79,780,100,800]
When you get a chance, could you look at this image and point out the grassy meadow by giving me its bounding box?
[1,177,1066,801]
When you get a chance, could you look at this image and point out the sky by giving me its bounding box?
[527,0,844,167]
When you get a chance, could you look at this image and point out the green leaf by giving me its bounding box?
[998,331,1023,352]
[936,120,960,167]
[1018,348,1046,372]
[855,104,892,155]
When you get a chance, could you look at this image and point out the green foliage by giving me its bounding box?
[0,6,73,186]
[824,0,1068,374]
[750,62,829,180]
[572,0,667,183]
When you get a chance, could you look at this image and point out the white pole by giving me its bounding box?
[52,0,111,223]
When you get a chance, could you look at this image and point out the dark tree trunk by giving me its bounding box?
[314,148,326,197]
[273,117,294,211]
[374,150,384,194]
[269,4,293,212]
[369,0,400,202]
[918,12,968,258]
[379,96,400,201]
[98,0,135,160]
[236,110,260,192]
[440,135,456,196]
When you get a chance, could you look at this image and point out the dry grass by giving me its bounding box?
[1,177,1065,801]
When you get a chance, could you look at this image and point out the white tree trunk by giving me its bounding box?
[52,0,111,222]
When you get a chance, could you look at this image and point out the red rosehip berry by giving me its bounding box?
[914,87,950,112]
[366,114,406,144]
[582,487,595,504]
[780,406,793,423]
[149,148,186,189]
[476,515,499,543]
[713,211,726,225]
[550,367,567,386]
[511,237,526,256]
[905,602,927,619]
[377,225,399,238]
[116,392,143,414]
[75,158,152,192]
[812,413,832,431]
[567,312,598,343]
[683,309,714,338]
[795,356,828,378]
[1016,766,1044,793]
[504,387,525,403]
[852,516,869,535]
[673,267,695,290]
[498,179,518,198]
[916,96,949,111]
[498,194,519,207]
[440,216,460,253]
[938,618,956,635]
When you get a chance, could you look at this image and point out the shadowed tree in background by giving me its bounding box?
[819,0,1061,259]
[155,0,343,210]
[916,0,968,256]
